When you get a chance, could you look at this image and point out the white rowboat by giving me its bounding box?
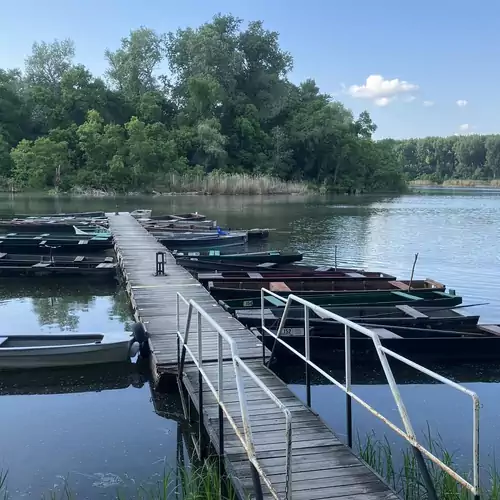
[0,332,137,370]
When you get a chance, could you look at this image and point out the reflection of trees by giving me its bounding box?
[31,295,95,330]
[108,286,134,330]
[0,277,118,331]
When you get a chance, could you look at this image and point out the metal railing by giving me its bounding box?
[176,292,292,500]
[260,288,480,500]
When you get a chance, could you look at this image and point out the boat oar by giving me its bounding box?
[345,302,489,320]
[408,252,419,291]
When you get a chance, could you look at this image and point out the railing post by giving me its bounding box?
[178,302,193,379]
[176,294,180,366]
[345,325,353,448]
[473,395,480,500]
[197,311,205,459]
[267,296,293,366]
[261,288,266,365]
[304,304,311,407]
[218,333,224,457]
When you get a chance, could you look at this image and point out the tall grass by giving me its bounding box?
[357,430,500,500]
[157,172,310,195]
[1,460,236,500]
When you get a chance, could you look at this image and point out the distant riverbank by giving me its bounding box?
[410,179,500,189]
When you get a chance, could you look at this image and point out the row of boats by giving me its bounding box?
[172,248,500,363]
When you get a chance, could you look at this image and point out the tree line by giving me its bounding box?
[385,135,500,183]
[0,14,405,193]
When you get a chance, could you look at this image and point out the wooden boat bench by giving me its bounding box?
[478,325,500,336]
[32,262,51,268]
[0,337,7,346]
[395,304,428,318]
[74,256,85,262]
[270,281,291,292]
[370,327,403,339]
[0,253,7,259]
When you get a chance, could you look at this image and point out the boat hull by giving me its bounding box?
[173,250,303,264]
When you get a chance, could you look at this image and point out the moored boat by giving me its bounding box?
[219,290,462,312]
[172,250,303,264]
[209,279,446,300]
[0,332,138,370]
[158,232,248,250]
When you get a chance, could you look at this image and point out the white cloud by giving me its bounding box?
[456,99,468,107]
[374,97,393,107]
[459,123,470,131]
[347,74,419,106]
[423,100,435,107]
[404,95,417,103]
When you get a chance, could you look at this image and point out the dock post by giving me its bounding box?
[250,464,264,500]
[345,325,353,448]
[155,251,166,276]
[197,311,205,459]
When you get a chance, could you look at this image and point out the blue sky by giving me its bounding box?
[0,0,496,139]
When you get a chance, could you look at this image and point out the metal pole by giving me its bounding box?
[178,303,193,378]
[413,447,438,500]
[197,311,205,459]
[304,304,311,407]
[261,288,266,365]
[250,464,264,500]
[473,395,480,500]
[334,245,338,271]
[267,297,293,367]
[218,333,224,457]
[345,325,353,448]
[408,252,419,291]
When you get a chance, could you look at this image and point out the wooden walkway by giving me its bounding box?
[108,213,399,500]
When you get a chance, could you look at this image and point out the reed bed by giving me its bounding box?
[158,172,310,195]
[357,431,500,500]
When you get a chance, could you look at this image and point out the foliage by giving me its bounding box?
[0,15,405,193]
[391,134,500,182]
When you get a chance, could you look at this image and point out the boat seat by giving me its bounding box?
[74,256,85,262]
[396,305,428,318]
[6,233,16,236]
[248,272,263,279]
[32,262,51,268]
[0,253,7,259]
[40,240,47,245]
[209,250,221,256]
[270,282,291,292]
[392,291,420,300]
[0,337,7,347]
[104,256,114,263]
[389,280,410,290]
[315,266,333,272]
[257,262,277,269]
[369,328,403,339]
[478,325,500,336]
[96,263,115,268]
[33,236,43,240]
[346,272,366,278]
[265,296,286,307]
[78,240,89,245]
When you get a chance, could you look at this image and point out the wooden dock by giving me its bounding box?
[108,213,399,500]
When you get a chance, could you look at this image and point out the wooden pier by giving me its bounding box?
[109,213,399,500]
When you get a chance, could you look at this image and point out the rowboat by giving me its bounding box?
[143,221,217,231]
[0,254,116,277]
[0,222,109,233]
[236,306,479,332]
[150,227,269,240]
[158,232,248,250]
[150,212,207,221]
[177,258,362,274]
[0,229,112,239]
[0,332,137,370]
[172,250,303,264]
[219,290,463,312]
[209,279,445,300]
[198,270,396,285]
[258,324,500,363]
[0,238,112,254]
[14,211,105,218]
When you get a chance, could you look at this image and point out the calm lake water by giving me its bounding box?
[0,189,499,497]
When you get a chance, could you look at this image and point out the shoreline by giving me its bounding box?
[410,179,500,189]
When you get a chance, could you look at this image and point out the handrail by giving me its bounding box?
[176,292,292,500]
[260,288,480,499]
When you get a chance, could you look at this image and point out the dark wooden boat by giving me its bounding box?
[173,250,303,264]
[0,256,117,277]
[177,258,361,274]
[0,222,108,233]
[0,238,112,254]
[0,253,114,265]
[198,270,396,285]
[150,212,207,221]
[258,324,500,363]
[159,232,248,250]
[151,227,269,240]
[0,232,112,242]
[236,306,479,333]
[219,290,462,312]
[14,211,105,218]
[209,279,445,300]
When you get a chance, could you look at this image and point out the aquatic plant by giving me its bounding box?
[357,429,500,500]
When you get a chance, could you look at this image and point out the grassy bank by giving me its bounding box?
[358,431,499,500]
[0,460,236,500]
[410,179,500,188]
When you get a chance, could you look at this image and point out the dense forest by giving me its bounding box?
[387,135,500,183]
[0,14,405,193]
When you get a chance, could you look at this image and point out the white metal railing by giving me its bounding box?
[260,288,480,499]
[176,292,292,500]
